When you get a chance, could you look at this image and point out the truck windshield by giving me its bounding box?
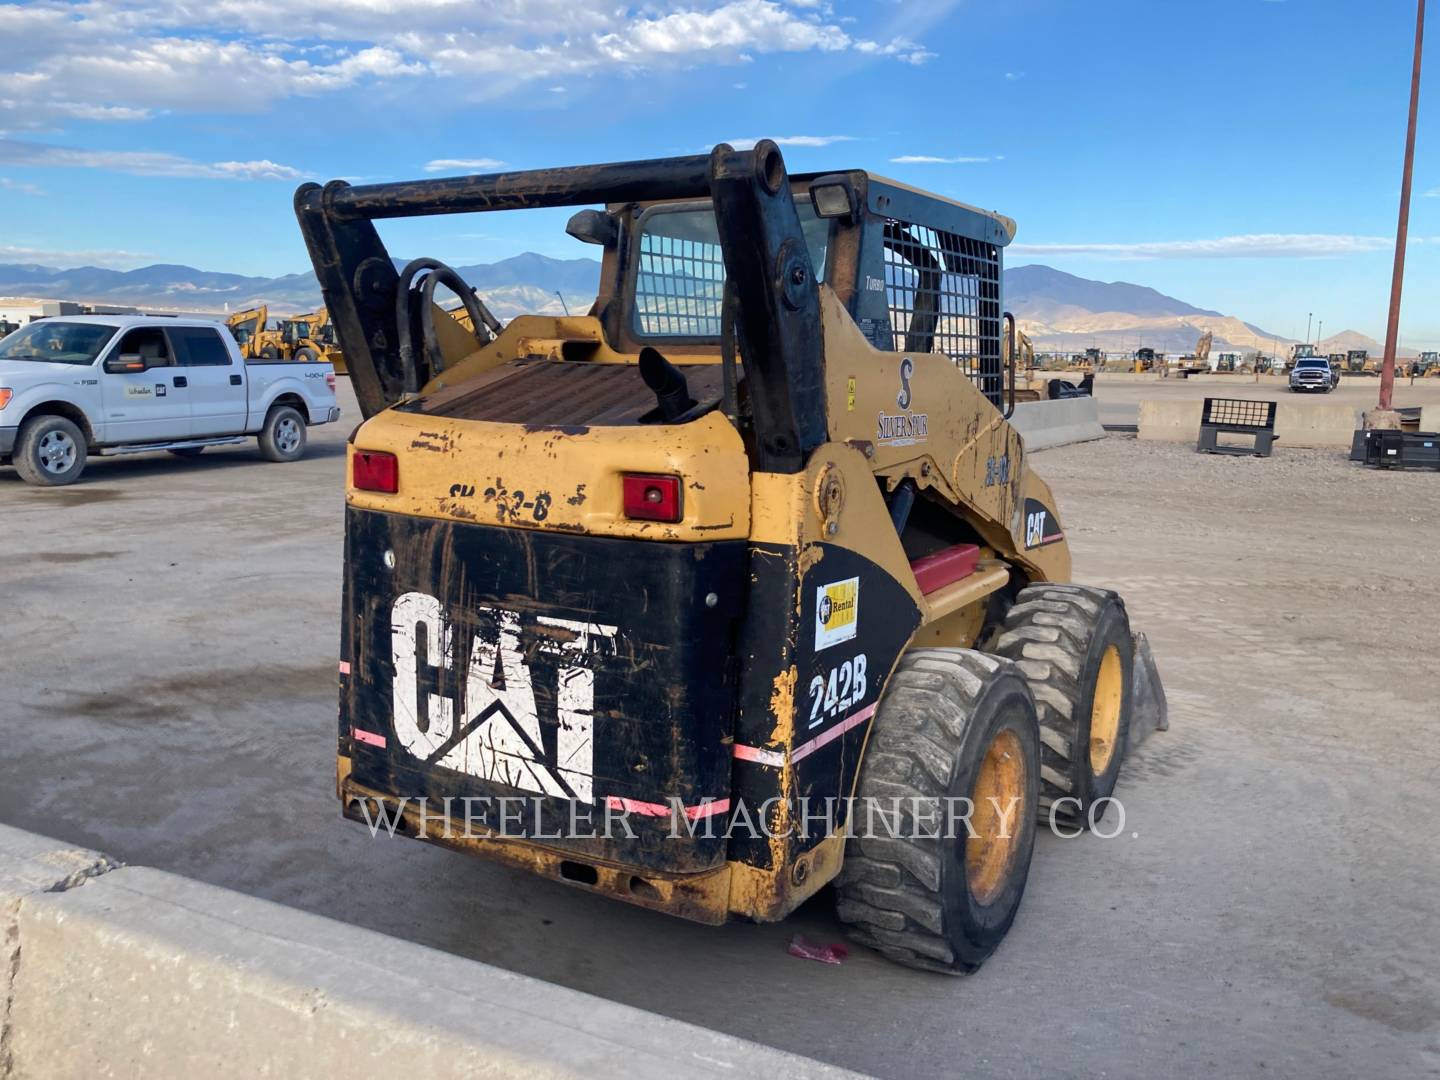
[633,202,830,338]
[0,321,117,366]
[1296,360,1328,369]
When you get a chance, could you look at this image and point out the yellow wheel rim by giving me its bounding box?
[966,729,1026,906]
[1089,644,1123,775]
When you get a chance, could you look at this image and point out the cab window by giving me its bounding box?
[631,202,831,339]
[171,326,233,367]
[115,327,173,367]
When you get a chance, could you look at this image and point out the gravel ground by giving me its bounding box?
[1,395,1438,1079]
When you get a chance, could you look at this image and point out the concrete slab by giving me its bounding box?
[6,856,858,1078]
[1138,399,1358,448]
[1010,396,1106,450]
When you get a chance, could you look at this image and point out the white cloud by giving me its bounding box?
[1009,234,1395,260]
[853,37,935,65]
[1425,187,1440,197]
[0,177,45,196]
[0,139,306,181]
[889,154,993,164]
[423,158,508,173]
[0,244,149,269]
[723,135,856,149]
[0,1,934,125]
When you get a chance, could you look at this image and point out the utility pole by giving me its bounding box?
[1317,320,1323,347]
[1306,312,1313,344]
[1381,0,1425,412]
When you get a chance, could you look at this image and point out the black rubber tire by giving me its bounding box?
[994,584,1133,827]
[835,648,1040,975]
[295,346,319,363]
[260,345,280,360]
[258,405,307,463]
[13,414,87,486]
[168,446,205,458]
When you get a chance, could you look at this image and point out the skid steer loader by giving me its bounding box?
[296,142,1166,973]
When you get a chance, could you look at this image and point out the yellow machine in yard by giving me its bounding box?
[225,305,268,359]
[296,143,1166,973]
[275,308,347,372]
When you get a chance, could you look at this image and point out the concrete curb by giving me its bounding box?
[1010,397,1106,450]
[0,825,860,1079]
[1138,400,1360,448]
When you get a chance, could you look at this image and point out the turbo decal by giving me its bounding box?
[814,576,859,651]
[389,591,618,802]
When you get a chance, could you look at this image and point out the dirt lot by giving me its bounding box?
[1066,370,1440,426]
[2,384,1438,1079]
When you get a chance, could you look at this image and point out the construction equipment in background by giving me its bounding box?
[226,305,269,360]
[1415,350,1439,376]
[1352,349,1378,375]
[1215,352,1240,373]
[1010,325,1035,372]
[277,308,350,372]
[1255,354,1275,373]
[1287,343,1322,372]
[0,317,19,338]
[297,143,1167,975]
[1174,332,1213,376]
[1133,346,1161,373]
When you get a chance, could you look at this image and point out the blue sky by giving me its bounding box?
[1,0,1435,343]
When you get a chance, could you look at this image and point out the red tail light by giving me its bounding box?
[622,473,682,522]
[353,450,398,493]
[326,373,337,391]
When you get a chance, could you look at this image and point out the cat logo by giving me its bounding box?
[815,576,859,651]
[1023,497,1064,549]
[389,592,618,802]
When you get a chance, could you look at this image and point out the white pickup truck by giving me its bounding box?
[0,315,341,486]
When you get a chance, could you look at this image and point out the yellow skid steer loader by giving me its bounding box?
[295,142,1166,973]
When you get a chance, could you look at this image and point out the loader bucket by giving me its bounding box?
[1127,632,1169,751]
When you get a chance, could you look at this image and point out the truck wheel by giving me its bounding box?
[13,415,87,486]
[836,649,1040,974]
[994,584,1133,827]
[258,405,306,462]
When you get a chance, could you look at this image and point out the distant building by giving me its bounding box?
[0,297,228,325]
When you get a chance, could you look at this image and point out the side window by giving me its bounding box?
[171,326,233,367]
[115,327,173,367]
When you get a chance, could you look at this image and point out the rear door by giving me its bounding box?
[98,326,190,442]
[170,325,247,436]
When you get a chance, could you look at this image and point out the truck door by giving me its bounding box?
[170,325,247,436]
[99,327,190,442]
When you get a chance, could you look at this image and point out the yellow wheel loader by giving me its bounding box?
[296,143,1166,974]
[277,308,349,373]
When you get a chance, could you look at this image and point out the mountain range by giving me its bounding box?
[0,256,1382,357]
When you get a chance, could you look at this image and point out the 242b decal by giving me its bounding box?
[808,654,868,729]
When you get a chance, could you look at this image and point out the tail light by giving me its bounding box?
[326,373,337,391]
[353,450,398,493]
[622,473,682,522]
